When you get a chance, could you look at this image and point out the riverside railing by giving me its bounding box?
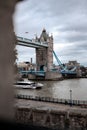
[15,94,87,108]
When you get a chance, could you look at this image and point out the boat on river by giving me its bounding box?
[14,81,43,89]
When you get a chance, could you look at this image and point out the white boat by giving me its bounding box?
[14,81,43,89]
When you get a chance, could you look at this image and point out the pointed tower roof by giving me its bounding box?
[40,28,49,42]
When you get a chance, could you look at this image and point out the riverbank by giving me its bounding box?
[15,94,87,107]
[15,99,87,129]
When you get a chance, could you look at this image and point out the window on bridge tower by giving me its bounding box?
[40,65,44,71]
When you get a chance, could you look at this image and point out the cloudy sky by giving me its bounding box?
[13,0,87,66]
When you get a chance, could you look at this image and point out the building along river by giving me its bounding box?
[16,78,87,101]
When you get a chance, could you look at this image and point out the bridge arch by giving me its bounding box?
[40,65,45,71]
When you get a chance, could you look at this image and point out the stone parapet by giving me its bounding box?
[15,103,87,130]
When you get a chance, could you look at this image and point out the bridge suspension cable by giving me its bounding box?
[53,50,76,74]
[53,50,66,70]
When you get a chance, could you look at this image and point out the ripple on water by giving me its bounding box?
[16,78,87,100]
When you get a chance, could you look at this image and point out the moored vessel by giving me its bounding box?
[14,81,43,89]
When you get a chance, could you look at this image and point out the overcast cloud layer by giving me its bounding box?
[14,0,87,66]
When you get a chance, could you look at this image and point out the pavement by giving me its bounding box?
[15,99,87,115]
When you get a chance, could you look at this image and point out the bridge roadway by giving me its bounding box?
[19,70,77,77]
[19,70,45,76]
[60,70,76,75]
[17,36,48,48]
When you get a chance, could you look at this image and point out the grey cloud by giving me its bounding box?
[14,0,87,66]
[16,45,35,62]
[62,34,87,43]
[54,41,87,66]
[73,42,87,50]
[57,23,87,33]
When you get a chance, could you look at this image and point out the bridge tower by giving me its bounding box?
[36,29,53,71]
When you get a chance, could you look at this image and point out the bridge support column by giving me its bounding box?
[36,29,53,72]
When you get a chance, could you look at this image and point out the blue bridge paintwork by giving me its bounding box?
[19,70,45,77]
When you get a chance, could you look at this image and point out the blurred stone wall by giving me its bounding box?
[0,0,22,121]
[15,107,87,130]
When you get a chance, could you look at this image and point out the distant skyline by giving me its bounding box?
[14,0,87,66]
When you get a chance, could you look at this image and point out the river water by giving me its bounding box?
[16,78,87,101]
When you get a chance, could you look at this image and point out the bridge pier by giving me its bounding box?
[36,29,53,72]
[45,71,62,80]
[28,72,62,81]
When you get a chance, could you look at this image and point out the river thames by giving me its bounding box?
[16,78,87,101]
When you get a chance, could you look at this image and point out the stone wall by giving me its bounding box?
[15,107,87,130]
[28,72,63,80]
[47,37,53,71]
[45,72,63,80]
[28,74,36,80]
[36,48,47,71]
[0,0,22,120]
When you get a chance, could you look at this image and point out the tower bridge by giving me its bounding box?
[17,36,48,48]
[17,29,77,79]
[17,29,53,73]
